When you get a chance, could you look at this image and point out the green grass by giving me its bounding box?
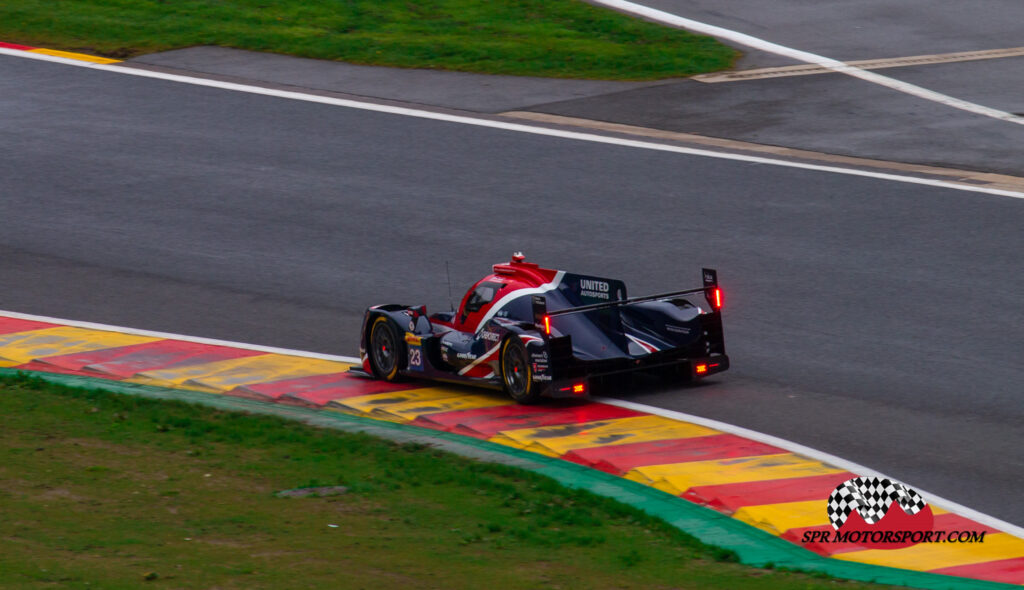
[0,0,737,79]
[0,373,897,589]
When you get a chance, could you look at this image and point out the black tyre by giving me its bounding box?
[500,337,540,404]
[368,316,405,381]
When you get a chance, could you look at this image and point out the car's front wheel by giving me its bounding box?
[501,337,540,404]
[368,316,405,381]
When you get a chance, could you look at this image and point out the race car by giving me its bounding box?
[356,253,729,403]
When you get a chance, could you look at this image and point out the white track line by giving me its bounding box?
[592,0,1024,126]
[2,48,1024,202]
[3,307,1022,536]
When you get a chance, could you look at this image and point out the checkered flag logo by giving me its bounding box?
[827,477,927,530]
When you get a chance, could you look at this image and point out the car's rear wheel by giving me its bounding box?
[368,316,405,381]
[501,337,540,404]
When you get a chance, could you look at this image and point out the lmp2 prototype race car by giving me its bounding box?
[356,253,729,403]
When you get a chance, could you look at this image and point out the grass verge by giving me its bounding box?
[0,0,736,79]
[0,373,897,589]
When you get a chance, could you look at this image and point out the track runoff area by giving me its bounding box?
[2,310,1023,587]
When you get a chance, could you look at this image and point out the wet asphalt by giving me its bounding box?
[2,42,1022,528]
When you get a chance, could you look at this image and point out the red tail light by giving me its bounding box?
[712,288,722,309]
[695,363,708,375]
[543,315,551,335]
[559,383,587,395]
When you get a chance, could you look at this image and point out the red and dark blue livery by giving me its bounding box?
[356,253,729,403]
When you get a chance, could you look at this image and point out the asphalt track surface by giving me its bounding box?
[1,54,1022,530]
[541,0,1024,174]
[130,43,1024,176]
[634,0,1024,67]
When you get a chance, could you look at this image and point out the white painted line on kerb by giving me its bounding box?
[595,398,1024,539]
[4,307,1022,538]
[3,47,1024,202]
[0,309,358,363]
[591,0,1024,126]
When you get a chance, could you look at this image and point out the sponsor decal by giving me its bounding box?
[481,330,501,342]
[579,279,610,292]
[531,356,550,379]
[579,278,611,300]
[799,477,986,549]
[665,324,691,335]
[456,352,477,361]
[404,333,422,345]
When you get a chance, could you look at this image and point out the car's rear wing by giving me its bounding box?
[532,268,723,329]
